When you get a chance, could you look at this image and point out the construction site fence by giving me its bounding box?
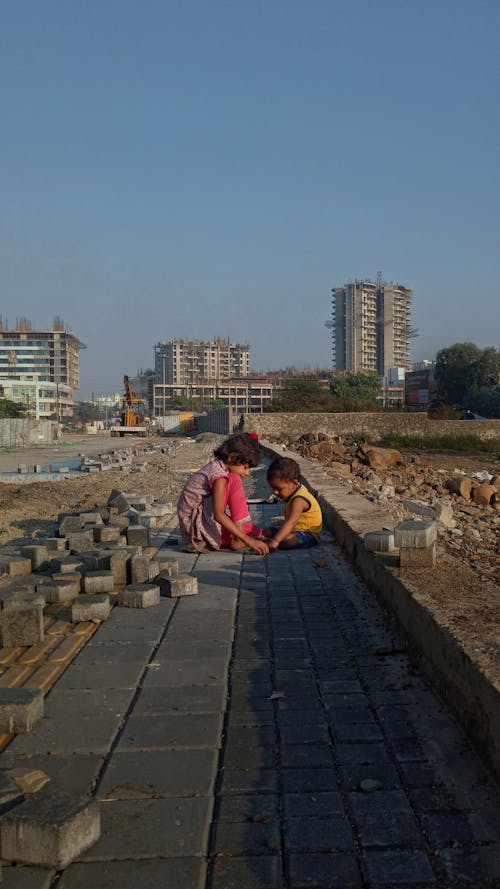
[0,419,60,449]
[195,407,233,436]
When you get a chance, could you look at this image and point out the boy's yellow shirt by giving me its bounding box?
[284,484,323,540]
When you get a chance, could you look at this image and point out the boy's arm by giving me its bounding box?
[268,498,308,549]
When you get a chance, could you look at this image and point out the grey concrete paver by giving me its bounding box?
[58,859,207,889]
[98,749,218,798]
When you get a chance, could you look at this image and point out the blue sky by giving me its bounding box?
[1,0,499,398]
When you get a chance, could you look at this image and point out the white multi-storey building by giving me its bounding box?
[0,320,85,418]
[330,280,413,377]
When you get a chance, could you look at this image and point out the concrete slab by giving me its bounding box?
[116,712,224,750]
[81,797,212,860]
[99,749,218,799]
[133,684,227,715]
[58,859,207,889]
[0,753,103,798]
[44,686,134,718]
[0,865,55,889]
[52,661,146,691]
[5,712,122,756]
[141,658,228,688]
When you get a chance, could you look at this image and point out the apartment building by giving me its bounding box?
[0,320,85,418]
[331,280,412,377]
[153,376,275,417]
[154,339,250,385]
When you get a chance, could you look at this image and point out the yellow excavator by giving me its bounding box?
[111,375,149,437]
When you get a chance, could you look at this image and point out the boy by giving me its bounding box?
[263,457,323,551]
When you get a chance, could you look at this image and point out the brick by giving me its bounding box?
[51,556,83,574]
[159,574,198,598]
[152,555,179,577]
[93,526,122,544]
[108,492,131,513]
[83,571,115,594]
[148,561,160,580]
[78,512,103,525]
[150,501,173,516]
[107,514,129,530]
[126,525,149,547]
[44,537,68,552]
[400,543,437,568]
[0,556,33,577]
[394,520,437,549]
[130,555,149,584]
[3,590,45,610]
[0,687,44,733]
[118,583,161,609]
[99,551,129,585]
[66,532,94,552]
[19,546,49,570]
[58,516,84,535]
[0,792,100,868]
[39,577,81,604]
[71,595,110,623]
[50,573,82,594]
[0,605,44,647]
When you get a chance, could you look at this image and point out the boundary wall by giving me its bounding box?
[0,419,60,448]
[196,407,233,436]
[241,412,500,442]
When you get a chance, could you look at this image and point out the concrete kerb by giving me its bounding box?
[261,440,500,786]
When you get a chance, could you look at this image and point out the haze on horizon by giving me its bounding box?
[1,0,499,400]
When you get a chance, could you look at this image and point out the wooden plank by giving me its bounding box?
[48,635,88,664]
[24,662,65,695]
[18,637,61,665]
[46,619,72,637]
[72,621,99,637]
[0,647,25,667]
[0,665,35,688]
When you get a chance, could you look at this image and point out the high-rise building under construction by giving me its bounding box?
[330,279,413,376]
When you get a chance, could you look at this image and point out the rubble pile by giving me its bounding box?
[292,433,500,583]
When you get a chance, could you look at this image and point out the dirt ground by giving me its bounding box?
[0,432,498,685]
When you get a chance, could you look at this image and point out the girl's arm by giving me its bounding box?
[268,497,308,549]
[212,477,269,554]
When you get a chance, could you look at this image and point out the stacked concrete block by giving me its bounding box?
[79,512,103,526]
[394,520,437,569]
[58,516,85,536]
[0,688,44,733]
[119,583,160,608]
[138,514,157,528]
[158,573,198,598]
[51,573,82,595]
[44,537,68,552]
[18,545,49,570]
[51,556,83,574]
[150,501,173,517]
[364,530,395,553]
[0,604,44,646]
[38,577,81,604]
[0,556,33,578]
[126,525,149,547]
[130,555,150,584]
[3,590,45,610]
[93,526,122,544]
[152,554,179,577]
[107,514,129,530]
[83,571,115,594]
[71,594,110,622]
[65,532,95,552]
[0,792,100,868]
[96,550,129,586]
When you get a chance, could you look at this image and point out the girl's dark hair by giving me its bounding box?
[267,456,301,482]
[214,433,261,467]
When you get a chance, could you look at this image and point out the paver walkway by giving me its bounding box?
[1,476,500,888]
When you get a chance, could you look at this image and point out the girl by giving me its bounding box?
[177,434,269,555]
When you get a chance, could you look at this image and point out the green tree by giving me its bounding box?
[435,343,500,409]
[0,398,25,418]
[266,380,334,412]
[330,372,380,404]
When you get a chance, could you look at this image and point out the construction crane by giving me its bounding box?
[111,375,149,437]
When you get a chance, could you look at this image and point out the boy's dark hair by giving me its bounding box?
[267,457,301,482]
[214,434,260,467]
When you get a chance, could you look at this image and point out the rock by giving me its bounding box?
[360,445,404,470]
[360,778,384,792]
[445,477,472,499]
[471,484,496,506]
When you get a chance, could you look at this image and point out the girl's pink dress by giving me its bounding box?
[177,459,261,550]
